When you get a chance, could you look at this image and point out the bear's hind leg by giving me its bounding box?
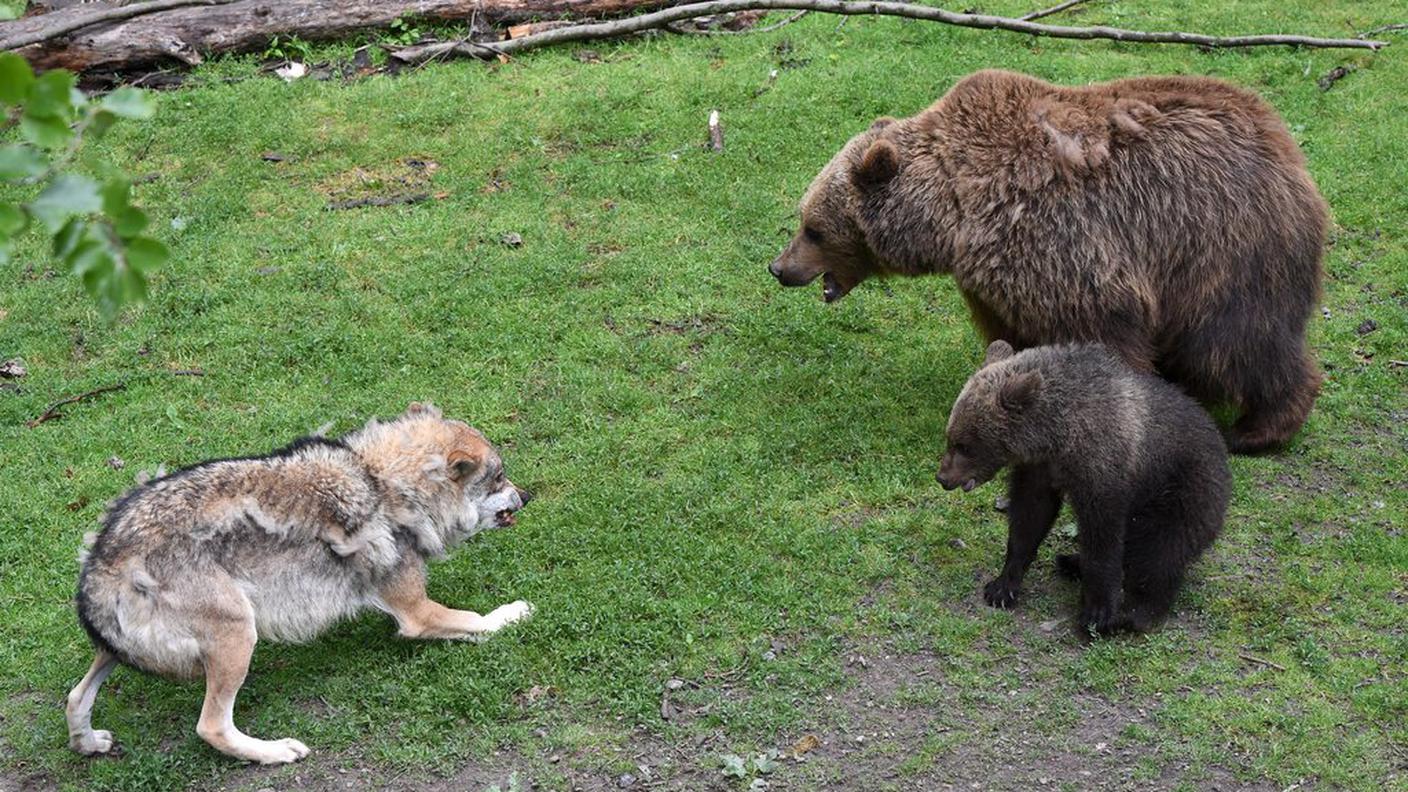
[1228,341,1321,454]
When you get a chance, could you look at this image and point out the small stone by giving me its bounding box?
[617,773,636,788]
[549,754,561,763]
[665,678,685,690]
[1356,319,1378,335]
[1321,307,1332,319]
[0,358,25,379]
[106,456,125,470]
[500,232,524,247]
[948,537,967,550]
[762,650,776,662]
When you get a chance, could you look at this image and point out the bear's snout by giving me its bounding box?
[769,253,820,287]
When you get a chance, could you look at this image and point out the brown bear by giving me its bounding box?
[936,340,1228,635]
[769,70,1327,454]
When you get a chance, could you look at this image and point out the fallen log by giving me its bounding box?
[0,0,684,72]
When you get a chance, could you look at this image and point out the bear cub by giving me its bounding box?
[937,341,1228,635]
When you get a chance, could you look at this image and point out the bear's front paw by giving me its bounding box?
[982,578,1021,609]
[1078,602,1122,636]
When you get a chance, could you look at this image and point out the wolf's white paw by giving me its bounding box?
[71,729,114,755]
[253,737,310,765]
[488,600,535,629]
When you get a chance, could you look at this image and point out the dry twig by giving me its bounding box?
[1239,652,1288,672]
[1020,0,1089,23]
[390,0,1387,64]
[26,383,126,428]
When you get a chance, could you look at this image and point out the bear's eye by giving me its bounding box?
[802,225,824,244]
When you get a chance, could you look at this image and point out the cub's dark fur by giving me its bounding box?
[937,341,1228,634]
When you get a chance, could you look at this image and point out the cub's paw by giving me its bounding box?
[1054,554,1083,580]
[982,579,1021,609]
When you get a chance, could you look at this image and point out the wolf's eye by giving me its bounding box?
[803,225,824,244]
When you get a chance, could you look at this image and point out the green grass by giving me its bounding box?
[2,2,1406,790]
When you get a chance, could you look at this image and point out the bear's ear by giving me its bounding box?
[869,116,898,132]
[852,139,899,192]
[983,340,1015,367]
[998,370,1042,413]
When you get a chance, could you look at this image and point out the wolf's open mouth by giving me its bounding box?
[496,509,517,526]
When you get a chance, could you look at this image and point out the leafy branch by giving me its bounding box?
[1,53,167,321]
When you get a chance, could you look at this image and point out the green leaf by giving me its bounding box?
[0,144,46,180]
[101,178,131,216]
[28,173,102,231]
[87,108,117,139]
[112,207,148,239]
[52,217,87,259]
[0,53,34,105]
[25,69,77,119]
[0,6,18,21]
[19,113,73,149]
[68,235,111,279]
[0,204,26,238]
[100,87,156,120]
[124,236,168,274]
[720,754,748,779]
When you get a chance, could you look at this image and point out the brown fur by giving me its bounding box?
[770,70,1327,453]
[66,404,534,764]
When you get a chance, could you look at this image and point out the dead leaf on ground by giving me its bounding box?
[790,733,820,757]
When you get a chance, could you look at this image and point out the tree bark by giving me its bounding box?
[1,0,684,72]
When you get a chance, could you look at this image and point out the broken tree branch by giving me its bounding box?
[25,383,126,428]
[391,0,1387,64]
[666,9,809,35]
[1020,0,1089,23]
[0,0,236,52]
[1359,23,1407,38]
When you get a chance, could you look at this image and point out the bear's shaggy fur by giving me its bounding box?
[769,70,1327,454]
[936,341,1228,635]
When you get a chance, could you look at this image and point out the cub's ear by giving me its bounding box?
[446,449,480,481]
[983,340,1015,367]
[998,370,1042,412]
[405,401,443,419]
[852,139,899,192]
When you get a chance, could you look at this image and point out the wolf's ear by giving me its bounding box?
[998,370,1042,413]
[852,139,899,192]
[405,402,442,419]
[446,449,480,481]
[983,340,1015,367]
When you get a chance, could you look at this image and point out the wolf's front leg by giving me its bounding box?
[376,559,533,641]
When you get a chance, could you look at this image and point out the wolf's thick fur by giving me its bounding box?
[67,403,533,764]
[936,342,1228,635]
[770,69,1326,453]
